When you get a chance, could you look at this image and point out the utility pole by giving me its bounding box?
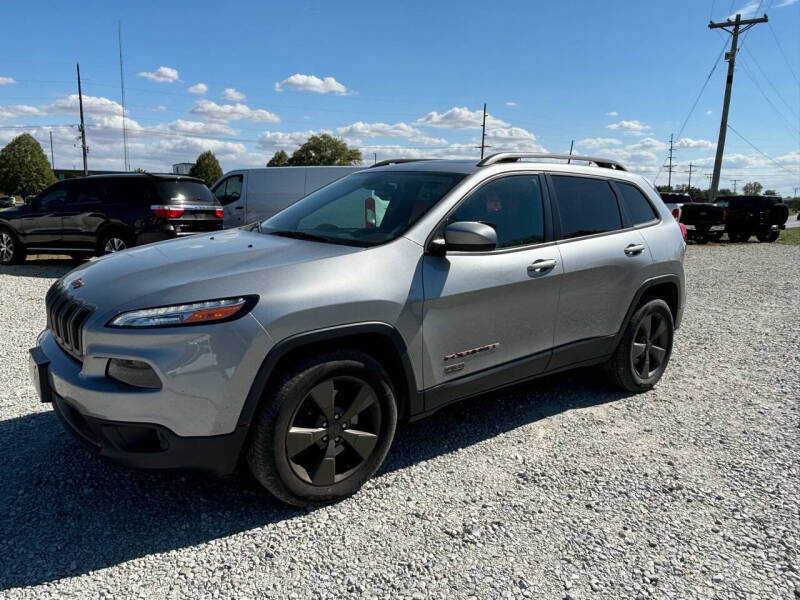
[664,134,676,189]
[118,21,130,172]
[567,139,574,164]
[374,152,377,165]
[708,12,768,202]
[684,162,695,193]
[731,179,739,194]
[480,103,487,159]
[76,62,88,176]
[49,130,55,169]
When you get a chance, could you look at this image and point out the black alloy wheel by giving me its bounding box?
[286,376,382,486]
[630,312,670,380]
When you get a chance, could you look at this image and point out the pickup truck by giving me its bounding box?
[679,202,726,243]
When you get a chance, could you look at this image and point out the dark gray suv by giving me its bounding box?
[29,153,686,506]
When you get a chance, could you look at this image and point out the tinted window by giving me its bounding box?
[448,175,545,249]
[213,176,242,206]
[262,171,465,247]
[71,180,105,205]
[104,178,154,205]
[552,175,622,239]
[156,181,215,204]
[617,182,658,225]
[37,184,68,210]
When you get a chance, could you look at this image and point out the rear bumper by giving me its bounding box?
[52,392,244,475]
[136,220,223,245]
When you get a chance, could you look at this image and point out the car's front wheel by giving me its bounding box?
[605,297,674,392]
[247,350,398,506]
[0,228,25,265]
[756,230,779,243]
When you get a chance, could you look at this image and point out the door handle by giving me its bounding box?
[527,258,557,273]
[624,243,645,256]
[234,206,244,210]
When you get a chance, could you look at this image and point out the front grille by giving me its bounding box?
[45,284,93,360]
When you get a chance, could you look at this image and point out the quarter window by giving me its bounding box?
[552,175,622,239]
[448,175,545,249]
[617,182,658,225]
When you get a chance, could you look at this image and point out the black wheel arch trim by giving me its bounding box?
[613,274,682,352]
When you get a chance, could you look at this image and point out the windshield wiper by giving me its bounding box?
[267,230,332,243]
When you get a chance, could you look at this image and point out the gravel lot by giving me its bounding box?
[1,244,798,599]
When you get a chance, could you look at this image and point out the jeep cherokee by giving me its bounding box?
[29,153,686,506]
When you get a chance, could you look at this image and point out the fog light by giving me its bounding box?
[107,359,161,389]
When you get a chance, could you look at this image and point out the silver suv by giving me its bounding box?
[29,153,686,506]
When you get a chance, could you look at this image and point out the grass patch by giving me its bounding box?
[777,227,800,246]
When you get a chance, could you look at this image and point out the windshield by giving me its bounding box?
[260,171,465,246]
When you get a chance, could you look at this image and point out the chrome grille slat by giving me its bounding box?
[45,284,94,360]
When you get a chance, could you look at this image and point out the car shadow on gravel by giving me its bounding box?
[0,256,82,279]
[0,368,627,590]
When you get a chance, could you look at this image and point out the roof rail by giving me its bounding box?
[369,158,436,168]
[477,152,627,171]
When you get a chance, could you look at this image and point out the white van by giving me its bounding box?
[211,166,363,228]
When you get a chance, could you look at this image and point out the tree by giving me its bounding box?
[656,185,673,192]
[267,150,289,167]
[717,188,734,197]
[763,189,777,196]
[742,181,763,195]
[189,150,223,185]
[288,134,362,166]
[0,133,56,197]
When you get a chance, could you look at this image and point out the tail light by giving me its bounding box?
[679,223,687,242]
[722,209,727,221]
[214,208,223,218]
[672,208,680,219]
[151,205,184,219]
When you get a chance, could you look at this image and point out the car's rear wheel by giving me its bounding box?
[0,228,26,265]
[97,231,133,255]
[247,350,398,507]
[756,231,779,243]
[605,297,674,392]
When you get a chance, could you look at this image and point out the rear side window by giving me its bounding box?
[105,178,154,205]
[71,180,106,205]
[617,182,658,225]
[448,175,545,249]
[156,181,216,204]
[552,175,622,239]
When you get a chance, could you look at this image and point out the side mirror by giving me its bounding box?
[436,221,497,253]
[24,196,34,205]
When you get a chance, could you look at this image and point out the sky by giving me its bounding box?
[1,0,798,195]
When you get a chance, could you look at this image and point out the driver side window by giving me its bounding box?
[37,184,69,211]
[213,175,243,206]
[448,175,545,249]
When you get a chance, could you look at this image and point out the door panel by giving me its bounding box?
[61,179,107,248]
[553,230,652,347]
[422,248,563,393]
[20,184,69,247]
[213,174,245,228]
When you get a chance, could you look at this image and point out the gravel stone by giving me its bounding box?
[1,244,798,599]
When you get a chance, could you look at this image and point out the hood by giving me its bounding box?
[59,229,361,315]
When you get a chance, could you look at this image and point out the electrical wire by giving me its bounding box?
[727,123,800,178]
[741,46,799,121]
[767,22,799,87]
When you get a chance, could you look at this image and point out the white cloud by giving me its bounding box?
[605,111,618,116]
[408,135,448,146]
[415,106,508,130]
[776,0,798,6]
[153,119,240,137]
[336,121,419,138]
[575,137,622,150]
[257,130,324,152]
[137,66,180,83]
[674,137,716,149]
[45,94,126,117]
[0,104,42,120]
[152,106,166,112]
[274,74,348,95]
[606,119,651,136]
[190,99,279,123]
[188,82,208,94]
[728,1,760,19]
[626,137,667,152]
[222,87,246,101]
[505,101,518,107]
[0,76,15,85]
[483,127,546,152]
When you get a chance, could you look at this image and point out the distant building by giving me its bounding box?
[173,162,194,175]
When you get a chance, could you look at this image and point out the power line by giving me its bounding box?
[741,46,799,121]
[767,21,799,87]
[727,123,799,178]
[736,54,800,134]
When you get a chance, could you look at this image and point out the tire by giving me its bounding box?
[605,297,674,393]
[0,227,26,265]
[729,231,750,243]
[97,230,133,255]
[756,231,779,243]
[246,350,398,507]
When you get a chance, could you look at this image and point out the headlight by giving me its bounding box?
[108,296,256,328]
